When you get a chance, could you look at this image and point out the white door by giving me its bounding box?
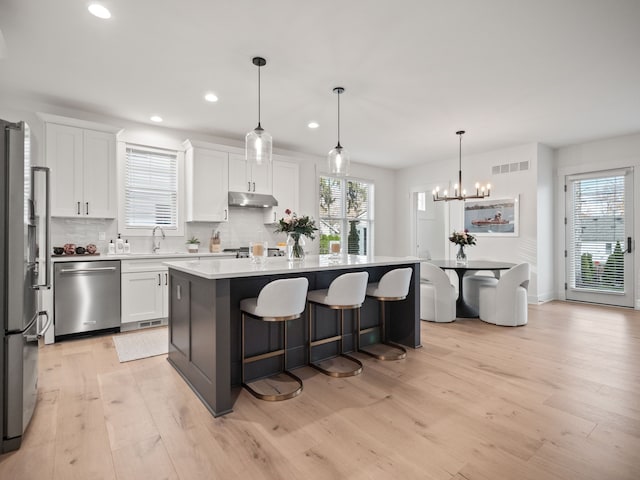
[228,153,249,192]
[250,161,272,194]
[188,147,229,222]
[121,271,164,323]
[414,191,446,260]
[46,123,83,217]
[565,168,634,307]
[83,129,116,218]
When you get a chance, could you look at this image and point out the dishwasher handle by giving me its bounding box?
[59,267,118,274]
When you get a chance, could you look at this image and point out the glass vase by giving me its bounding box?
[286,233,306,261]
[456,245,467,265]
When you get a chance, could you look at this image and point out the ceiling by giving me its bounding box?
[1,0,639,169]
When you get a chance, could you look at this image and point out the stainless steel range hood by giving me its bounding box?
[228,191,278,208]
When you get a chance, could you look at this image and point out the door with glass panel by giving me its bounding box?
[565,169,634,307]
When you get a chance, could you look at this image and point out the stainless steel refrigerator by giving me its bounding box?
[1,119,51,453]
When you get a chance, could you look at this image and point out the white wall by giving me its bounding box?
[554,132,640,309]
[536,144,555,303]
[396,142,546,302]
[1,100,396,256]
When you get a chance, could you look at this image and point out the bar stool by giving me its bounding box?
[240,277,309,401]
[307,272,369,377]
[359,267,412,360]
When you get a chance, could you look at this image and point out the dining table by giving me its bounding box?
[428,260,516,318]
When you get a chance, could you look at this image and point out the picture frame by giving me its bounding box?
[463,196,519,237]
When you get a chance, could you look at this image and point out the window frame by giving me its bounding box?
[317,174,375,255]
[117,141,185,237]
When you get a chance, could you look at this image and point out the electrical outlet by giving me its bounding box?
[98,232,106,240]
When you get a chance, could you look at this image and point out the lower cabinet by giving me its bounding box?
[121,269,168,323]
[121,259,173,327]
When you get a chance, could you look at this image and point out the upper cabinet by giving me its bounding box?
[184,140,229,222]
[228,153,272,194]
[264,159,299,224]
[46,122,116,218]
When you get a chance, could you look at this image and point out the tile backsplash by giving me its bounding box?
[51,207,316,255]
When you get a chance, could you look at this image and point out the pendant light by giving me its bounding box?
[245,56,272,166]
[432,130,490,201]
[327,87,350,176]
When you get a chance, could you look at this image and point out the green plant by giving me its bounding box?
[580,253,594,284]
[186,236,200,244]
[603,241,624,288]
[319,233,340,254]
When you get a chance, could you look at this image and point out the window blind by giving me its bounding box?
[568,173,626,291]
[125,146,178,228]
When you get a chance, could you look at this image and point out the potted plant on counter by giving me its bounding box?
[186,236,200,253]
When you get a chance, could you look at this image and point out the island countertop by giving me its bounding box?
[164,254,422,280]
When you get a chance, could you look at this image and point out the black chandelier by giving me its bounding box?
[432,130,490,202]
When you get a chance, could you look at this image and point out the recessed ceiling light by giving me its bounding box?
[308,122,319,129]
[88,4,111,19]
[150,115,163,123]
[204,93,218,102]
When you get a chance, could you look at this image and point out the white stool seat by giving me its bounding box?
[479,263,530,327]
[420,263,456,323]
[240,277,309,401]
[360,267,412,360]
[307,272,368,377]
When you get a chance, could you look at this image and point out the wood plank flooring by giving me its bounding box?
[2,301,639,479]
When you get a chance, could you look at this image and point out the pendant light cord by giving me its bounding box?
[458,131,464,189]
[337,90,341,147]
[257,64,261,128]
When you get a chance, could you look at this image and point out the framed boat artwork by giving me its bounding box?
[464,196,519,237]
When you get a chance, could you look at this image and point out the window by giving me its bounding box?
[318,175,374,254]
[121,144,182,233]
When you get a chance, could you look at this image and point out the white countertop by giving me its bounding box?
[164,254,421,280]
[51,252,237,262]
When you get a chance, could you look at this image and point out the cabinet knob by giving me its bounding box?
[77,202,81,215]
[247,181,251,192]
[85,202,89,215]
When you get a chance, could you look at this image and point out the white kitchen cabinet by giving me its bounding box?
[228,152,272,194]
[264,159,299,224]
[184,140,229,222]
[46,123,116,218]
[121,270,167,323]
[121,259,171,325]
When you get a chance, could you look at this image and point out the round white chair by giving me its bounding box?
[479,263,530,327]
[420,263,456,323]
[240,277,309,401]
[463,273,499,313]
[307,272,369,377]
[359,267,413,360]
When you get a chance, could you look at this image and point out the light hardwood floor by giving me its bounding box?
[1,301,639,479]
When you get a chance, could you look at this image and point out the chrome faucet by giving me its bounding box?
[152,226,166,253]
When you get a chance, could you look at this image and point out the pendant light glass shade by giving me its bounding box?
[246,57,272,166]
[328,87,350,176]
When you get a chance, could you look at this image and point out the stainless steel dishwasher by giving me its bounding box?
[54,260,121,338]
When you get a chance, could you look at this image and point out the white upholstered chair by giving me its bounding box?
[240,277,309,400]
[478,263,530,326]
[463,273,498,313]
[420,263,456,323]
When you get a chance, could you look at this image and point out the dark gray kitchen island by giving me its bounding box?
[164,254,421,417]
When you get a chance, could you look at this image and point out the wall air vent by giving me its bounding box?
[492,160,529,175]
